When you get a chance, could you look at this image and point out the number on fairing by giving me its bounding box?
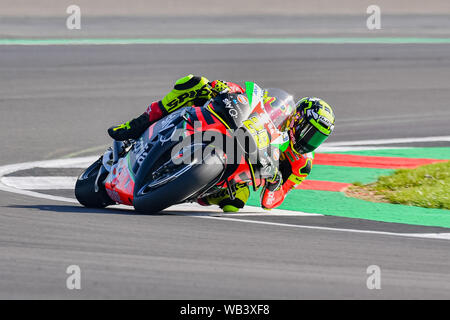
[243,116,270,150]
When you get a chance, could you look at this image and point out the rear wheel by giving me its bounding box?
[133,144,226,213]
[75,158,115,208]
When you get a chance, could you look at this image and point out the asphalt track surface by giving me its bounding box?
[3,15,450,39]
[1,40,450,298]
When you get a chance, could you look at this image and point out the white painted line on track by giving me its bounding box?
[0,183,79,204]
[0,156,98,177]
[169,203,321,217]
[320,136,450,148]
[1,176,77,190]
[319,146,410,152]
[0,136,448,241]
[0,156,319,217]
[192,215,450,241]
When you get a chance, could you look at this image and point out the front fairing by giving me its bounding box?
[243,82,290,151]
[105,109,189,205]
[240,83,289,188]
[204,82,290,191]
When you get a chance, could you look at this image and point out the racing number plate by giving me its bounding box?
[242,116,270,150]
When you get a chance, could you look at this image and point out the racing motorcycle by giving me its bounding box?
[75,82,290,213]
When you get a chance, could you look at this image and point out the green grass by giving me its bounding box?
[359,161,450,209]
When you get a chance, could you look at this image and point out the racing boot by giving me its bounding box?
[108,75,212,141]
[108,112,151,141]
[197,183,250,212]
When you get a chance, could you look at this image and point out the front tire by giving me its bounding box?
[75,158,115,208]
[133,145,225,213]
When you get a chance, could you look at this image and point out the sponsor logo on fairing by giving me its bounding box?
[223,98,238,118]
[237,94,249,105]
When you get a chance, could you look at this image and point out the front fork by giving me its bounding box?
[112,140,124,164]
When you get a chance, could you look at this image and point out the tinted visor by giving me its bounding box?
[293,122,329,154]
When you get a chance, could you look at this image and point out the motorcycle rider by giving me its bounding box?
[108,75,335,212]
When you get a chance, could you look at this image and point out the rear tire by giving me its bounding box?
[75,158,115,208]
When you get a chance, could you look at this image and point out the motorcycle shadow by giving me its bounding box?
[6,204,143,216]
[6,204,222,216]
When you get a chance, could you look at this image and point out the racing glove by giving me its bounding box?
[108,112,151,141]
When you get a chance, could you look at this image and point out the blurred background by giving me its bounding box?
[1,0,449,162]
[1,0,450,38]
[1,0,449,299]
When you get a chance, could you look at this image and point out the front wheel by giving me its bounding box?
[75,158,115,208]
[133,145,226,213]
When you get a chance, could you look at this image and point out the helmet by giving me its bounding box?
[286,97,335,154]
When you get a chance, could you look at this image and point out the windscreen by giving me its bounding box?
[262,88,296,130]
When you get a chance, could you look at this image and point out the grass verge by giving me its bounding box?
[346,161,450,210]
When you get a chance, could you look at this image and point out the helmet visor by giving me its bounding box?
[292,122,329,154]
